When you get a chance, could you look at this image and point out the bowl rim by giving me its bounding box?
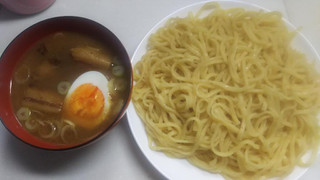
[0,16,133,151]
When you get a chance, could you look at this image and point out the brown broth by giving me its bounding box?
[11,31,130,145]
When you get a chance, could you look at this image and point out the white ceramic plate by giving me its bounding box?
[127,1,320,180]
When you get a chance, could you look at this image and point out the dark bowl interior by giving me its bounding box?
[0,16,132,150]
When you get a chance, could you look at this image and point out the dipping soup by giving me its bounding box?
[11,31,130,145]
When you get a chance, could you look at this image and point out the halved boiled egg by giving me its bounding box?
[62,71,109,129]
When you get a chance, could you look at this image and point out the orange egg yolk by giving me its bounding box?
[63,83,105,129]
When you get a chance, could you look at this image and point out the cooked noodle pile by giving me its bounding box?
[132,3,320,180]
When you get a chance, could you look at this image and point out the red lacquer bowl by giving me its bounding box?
[0,17,132,150]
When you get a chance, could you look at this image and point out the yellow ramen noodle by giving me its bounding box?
[132,3,320,180]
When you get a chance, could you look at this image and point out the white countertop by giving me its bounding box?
[0,0,320,179]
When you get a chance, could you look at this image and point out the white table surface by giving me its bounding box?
[0,0,320,179]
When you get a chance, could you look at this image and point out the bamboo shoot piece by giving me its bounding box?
[70,46,111,69]
[22,87,64,114]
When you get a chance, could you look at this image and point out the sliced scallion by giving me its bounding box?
[61,124,77,143]
[16,107,31,121]
[38,121,56,139]
[112,65,124,77]
[25,118,38,131]
[57,81,71,95]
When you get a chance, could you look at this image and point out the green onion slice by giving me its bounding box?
[112,65,124,77]
[16,107,31,121]
[57,81,71,95]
